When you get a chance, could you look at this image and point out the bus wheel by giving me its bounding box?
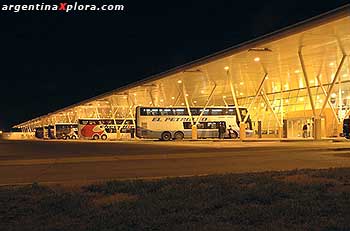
[174,131,184,140]
[161,132,172,141]
[92,134,99,140]
[101,134,107,140]
[231,131,238,139]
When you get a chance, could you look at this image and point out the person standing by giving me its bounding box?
[302,123,308,138]
[219,122,226,139]
[228,125,233,139]
[218,123,222,139]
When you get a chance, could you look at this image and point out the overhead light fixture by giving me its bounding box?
[239,92,243,96]
[177,80,182,84]
[343,74,348,78]
[240,82,244,85]
[193,101,197,104]
[329,62,335,67]
[299,97,304,102]
[171,96,175,100]
[295,70,300,74]
[254,57,260,62]
[224,66,229,71]
[223,96,226,98]
[331,93,337,98]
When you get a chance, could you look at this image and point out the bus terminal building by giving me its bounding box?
[13,5,350,141]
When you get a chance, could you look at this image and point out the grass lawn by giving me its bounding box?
[2,168,350,231]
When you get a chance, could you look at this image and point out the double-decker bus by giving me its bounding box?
[34,126,54,139]
[77,118,134,140]
[135,106,253,140]
[55,123,78,139]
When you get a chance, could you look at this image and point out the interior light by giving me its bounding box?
[343,74,348,78]
[299,97,304,102]
[240,82,244,85]
[133,93,137,96]
[285,99,289,103]
[261,103,265,107]
[171,96,175,100]
[177,80,182,84]
[223,96,226,98]
[265,76,269,80]
[329,62,335,66]
[331,93,337,98]
[181,103,185,106]
[201,90,205,94]
[239,92,243,96]
[185,94,189,97]
[295,70,300,74]
[309,80,314,84]
[254,57,260,62]
[193,101,197,104]
[160,99,164,102]
[224,66,229,71]
[342,91,345,94]
[346,96,350,100]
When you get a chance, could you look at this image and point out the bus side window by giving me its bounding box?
[206,122,216,129]
[183,122,191,129]
[197,123,205,129]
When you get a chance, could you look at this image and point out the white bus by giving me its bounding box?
[77,118,134,140]
[135,106,253,140]
[55,123,78,139]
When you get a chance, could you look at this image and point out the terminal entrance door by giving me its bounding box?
[287,118,314,138]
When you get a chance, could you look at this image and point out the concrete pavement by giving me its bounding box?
[1,139,350,185]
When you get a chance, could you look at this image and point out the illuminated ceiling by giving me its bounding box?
[15,5,350,128]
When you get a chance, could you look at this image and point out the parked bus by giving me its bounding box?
[34,127,44,139]
[77,118,134,140]
[135,106,253,140]
[55,123,78,139]
[34,125,55,139]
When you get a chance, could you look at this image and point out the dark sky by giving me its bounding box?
[0,0,349,130]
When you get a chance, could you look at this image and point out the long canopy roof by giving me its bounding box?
[15,4,350,128]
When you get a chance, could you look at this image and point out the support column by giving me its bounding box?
[314,118,322,140]
[278,126,283,139]
[257,121,262,138]
[240,123,246,140]
[192,125,198,140]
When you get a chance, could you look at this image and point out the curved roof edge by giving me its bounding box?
[14,4,350,127]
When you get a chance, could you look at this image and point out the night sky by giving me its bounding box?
[0,0,349,130]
